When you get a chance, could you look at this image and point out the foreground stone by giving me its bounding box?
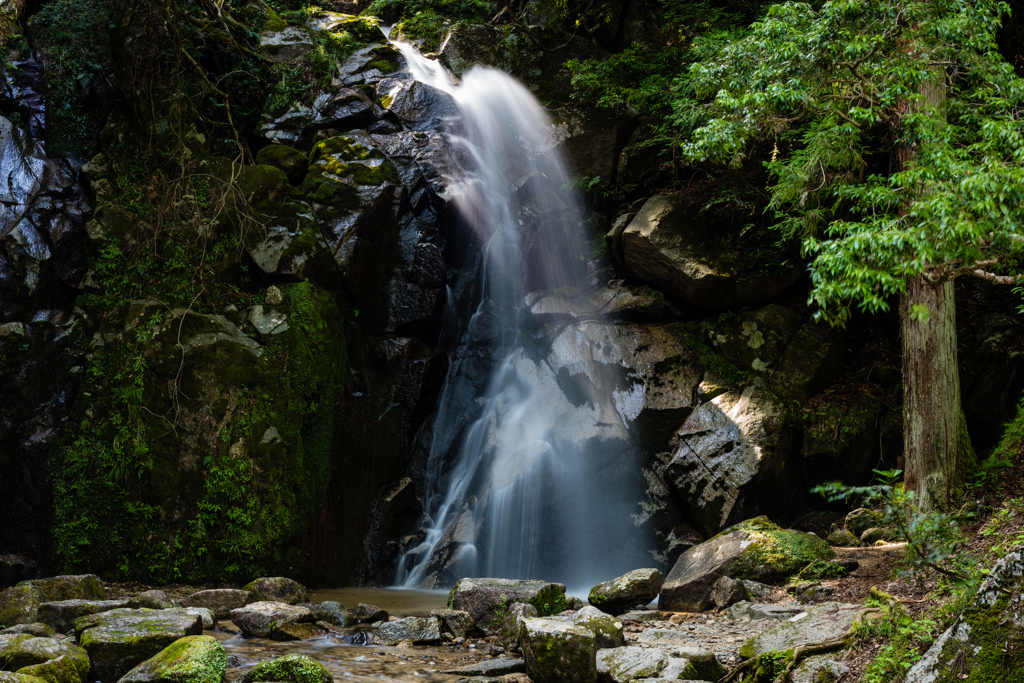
[373,616,442,645]
[659,517,834,612]
[739,602,862,658]
[236,653,332,683]
[588,569,663,616]
[497,603,538,650]
[75,608,203,681]
[906,546,1024,683]
[1,636,89,672]
[519,618,596,683]
[448,579,568,635]
[17,653,90,683]
[428,609,474,639]
[242,578,308,605]
[0,625,56,638]
[596,646,667,683]
[179,590,251,620]
[229,602,313,640]
[570,607,624,649]
[38,600,130,633]
[440,658,525,676]
[119,635,226,683]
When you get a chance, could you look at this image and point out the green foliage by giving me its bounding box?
[798,559,851,580]
[684,0,1024,324]
[33,0,111,157]
[853,601,940,682]
[362,0,489,25]
[814,469,980,587]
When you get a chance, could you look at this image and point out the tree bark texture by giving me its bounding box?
[901,275,975,512]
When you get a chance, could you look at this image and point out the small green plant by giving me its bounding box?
[814,469,980,588]
[492,593,510,623]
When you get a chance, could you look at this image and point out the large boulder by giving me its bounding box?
[179,590,251,620]
[496,603,539,650]
[373,616,443,645]
[621,194,800,310]
[1,636,88,679]
[448,579,568,635]
[236,653,332,683]
[229,602,313,640]
[906,546,1024,683]
[428,609,474,639]
[518,618,597,683]
[739,602,862,658]
[659,517,834,612]
[588,569,663,615]
[37,601,130,633]
[74,608,203,682]
[16,654,89,683]
[118,635,226,683]
[661,382,798,536]
[242,578,308,605]
[596,646,667,683]
[375,78,462,133]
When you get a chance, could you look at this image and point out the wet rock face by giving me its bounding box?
[621,194,800,311]
[0,53,91,581]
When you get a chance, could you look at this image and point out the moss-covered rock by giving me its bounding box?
[0,585,43,627]
[374,616,442,645]
[236,653,332,683]
[1,636,89,672]
[179,590,250,621]
[660,516,834,612]
[119,635,226,683]
[518,618,596,683]
[75,608,204,681]
[229,601,313,639]
[569,606,623,649]
[0,672,49,683]
[255,145,309,185]
[905,546,1024,683]
[16,654,89,683]
[587,568,663,616]
[844,508,884,538]
[242,578,308,605]
[448,579,568,636]
[0,625,55,638]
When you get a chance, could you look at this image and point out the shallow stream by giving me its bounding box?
[214,588,490,682]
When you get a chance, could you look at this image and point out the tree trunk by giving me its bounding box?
[900,274,975,512]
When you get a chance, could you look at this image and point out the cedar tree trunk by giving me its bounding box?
[900,274,975,512]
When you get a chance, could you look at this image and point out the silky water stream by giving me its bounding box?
[391,36,653,590]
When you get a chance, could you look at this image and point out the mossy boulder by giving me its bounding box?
[0,625,55,638]
[236,653,332,683]
[119,635,226,683]
[588,569,663,616]
[660,516,834,612]
[427,609,474,639]
[242,578,308,605]
[905,546,1024,683]
[448,579,568,636]
[569,606,624,649]
[0,585,43,627]
[229,601,313,639]
[0,673,49,683]
[16,654,89,683]
[74,608,203,681]
[1,636,89,672]
[496,603,538,651]
[255,145,309,185]
[518,618,596,683]
[844,508,884,538]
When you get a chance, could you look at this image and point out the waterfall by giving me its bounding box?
[391,37,651,590]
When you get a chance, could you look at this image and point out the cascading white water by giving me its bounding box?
[391,37,651,589]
